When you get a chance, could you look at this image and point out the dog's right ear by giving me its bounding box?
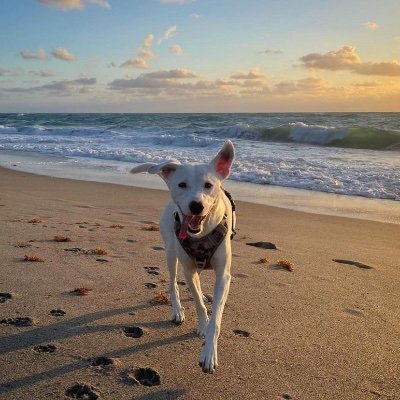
[130,160,181,180]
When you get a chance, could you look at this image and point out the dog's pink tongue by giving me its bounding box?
[179,215,190,240]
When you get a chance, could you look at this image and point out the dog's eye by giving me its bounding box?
[178,182,187,188]
[204,182,213,189]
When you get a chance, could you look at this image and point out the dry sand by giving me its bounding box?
[0,166,399,400]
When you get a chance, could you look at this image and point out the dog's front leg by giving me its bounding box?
[182,267,209,336]
[166,248,185,325]
[199,254,231,373]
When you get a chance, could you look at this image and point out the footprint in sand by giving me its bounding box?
[145,283,157,289]
[0,316,35,326]
[123,367,161,387]
[50,309,66,317]
[344,308,365,317]
[0,292,12,303]
[233,273,249,279]
[152,246,165,251]
[124,326,144,338]
[233,329,250,338]
[65,383,100,399]
[34,344,57,353]
[91,357,122,370]
[145,266,160,275]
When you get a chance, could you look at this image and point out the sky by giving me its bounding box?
[1,0,400,112]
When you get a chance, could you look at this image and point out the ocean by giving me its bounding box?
[0,112,399,202]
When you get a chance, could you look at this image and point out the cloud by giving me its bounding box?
[190,13,201,19]
[87,0,110,8]
[51,47,76,61]
[261,48,283,55]
[38,0,110,10]
[230,67,267,80]
[300,46,361,70]
[274,77,333,95]
[351,81,381,87]
[299,45,400,76]
[30,70,54,77]
[158,26,177,44]
[120,33,155,69]
[169,44,183,55]
[120,58,148,69]
[363,21,379,31]
[0,67,11,76]
[20,48,47,60]
[355,61,400,76]
[108,68,267,98]
[144,69,196,79]
[160,0,195,4]
[6,77,96,94]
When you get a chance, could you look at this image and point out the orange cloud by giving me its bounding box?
[300,46,400,76]
[51,48,76,61]
[38,0,110,10]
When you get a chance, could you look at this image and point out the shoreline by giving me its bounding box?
[0,149,398,225]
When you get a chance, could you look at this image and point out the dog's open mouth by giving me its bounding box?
[179,215,205,239]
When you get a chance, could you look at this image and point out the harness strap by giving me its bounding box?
[223,189,236,239]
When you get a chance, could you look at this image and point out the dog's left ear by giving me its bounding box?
[130,160,181,181]
[211,140,235,179]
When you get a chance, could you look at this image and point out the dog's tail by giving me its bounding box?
[130,163,157,174]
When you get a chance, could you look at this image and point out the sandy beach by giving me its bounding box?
[0,166,399,400]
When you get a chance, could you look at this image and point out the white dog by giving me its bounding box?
[130,140,235,373]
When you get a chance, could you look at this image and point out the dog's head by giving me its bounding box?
[131,140,234,236]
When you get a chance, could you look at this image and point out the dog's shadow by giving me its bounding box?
[0,303,195,396]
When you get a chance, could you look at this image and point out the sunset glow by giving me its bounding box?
[1,0,400,112]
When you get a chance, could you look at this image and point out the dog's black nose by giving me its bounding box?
[189,201,204,215]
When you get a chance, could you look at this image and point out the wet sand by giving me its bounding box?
[0,166,399,400]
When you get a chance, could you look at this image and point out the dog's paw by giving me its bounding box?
[196,319,209,337]
[198,346,218,374]
[171,307,185,325]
